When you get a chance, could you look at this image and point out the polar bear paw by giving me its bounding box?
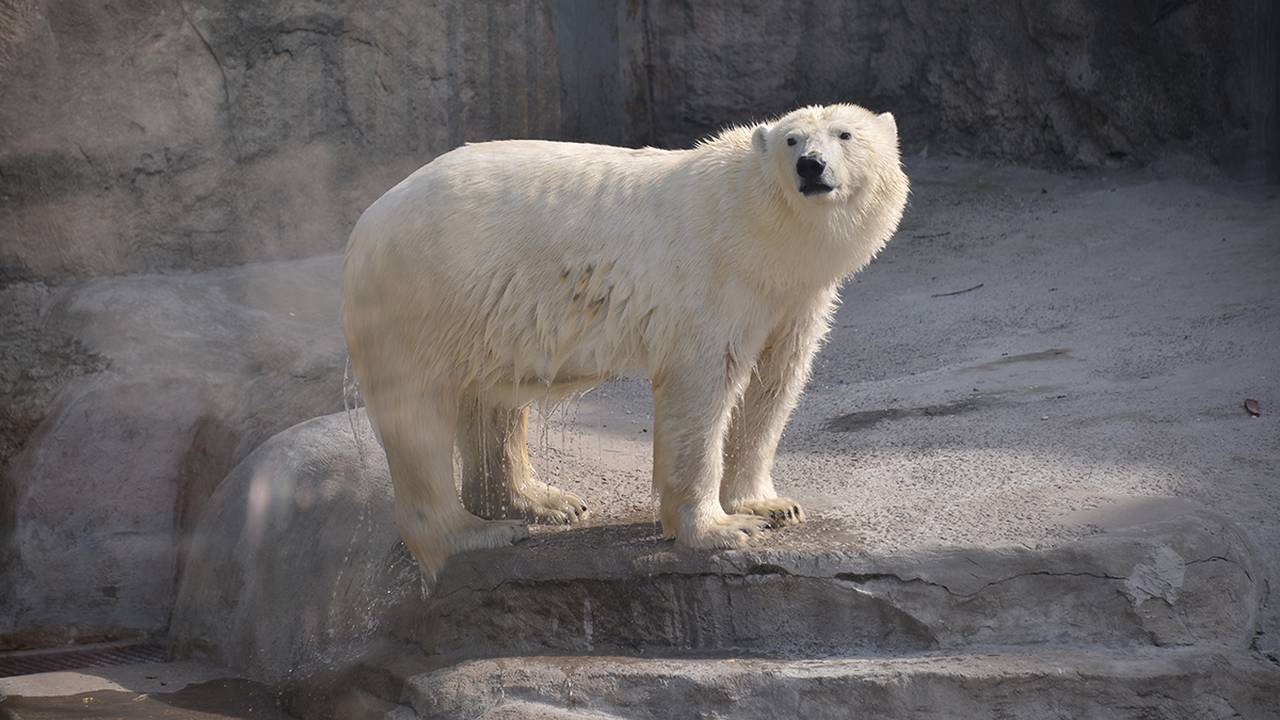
[450,518,531,553]
[681,513,772,549]
[509,480,589,526]
[402,517,529,580]
[727,497,805,528]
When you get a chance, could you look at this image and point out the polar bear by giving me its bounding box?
[342,103,909,578]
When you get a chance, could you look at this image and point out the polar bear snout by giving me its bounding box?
[797,154,834,196]
[796,154,826,180]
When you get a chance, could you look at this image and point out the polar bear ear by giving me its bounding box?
[752,125,771,154]
[877,112,897,135]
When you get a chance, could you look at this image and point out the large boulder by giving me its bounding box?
[0,255,346,649]
[169,410,416,683]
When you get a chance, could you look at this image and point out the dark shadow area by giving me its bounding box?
[824,396,994,432]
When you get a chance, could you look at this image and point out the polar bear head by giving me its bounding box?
[752,104,902,208]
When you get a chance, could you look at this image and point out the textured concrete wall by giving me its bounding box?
[1243,0,1280,181]
[0,0,1271,286]
[0,0,565,283]
[638,0,1255,166]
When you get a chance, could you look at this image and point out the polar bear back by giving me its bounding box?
[364,141,713,270]
[343,140,737,392]
[342,108,907,399]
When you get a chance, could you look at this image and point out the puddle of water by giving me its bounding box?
[0,679,292,719]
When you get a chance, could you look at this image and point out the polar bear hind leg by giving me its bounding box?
[371,383,528,580]
[457,394,588,525]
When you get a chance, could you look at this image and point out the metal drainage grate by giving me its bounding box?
[0,642,167,678]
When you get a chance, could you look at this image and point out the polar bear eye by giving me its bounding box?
[839,131,852,140]
[786,137,797,147]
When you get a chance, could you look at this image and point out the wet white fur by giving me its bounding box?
[342,104,909,578]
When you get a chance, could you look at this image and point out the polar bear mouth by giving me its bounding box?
[800,182,834,196]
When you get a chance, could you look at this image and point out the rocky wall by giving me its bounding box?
[1,0,1272,286]
[0,0,565,283]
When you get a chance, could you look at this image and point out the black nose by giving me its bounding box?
[796,155,825,180]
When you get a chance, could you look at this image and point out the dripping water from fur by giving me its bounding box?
[342,357,433,600]
[342,356,371,465]
[334,355,381,609]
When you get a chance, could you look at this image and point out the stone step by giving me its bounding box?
[395,649,1280,720]
[170,412,1265,686]
[387,499,1261,659]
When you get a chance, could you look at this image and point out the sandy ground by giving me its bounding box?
[521,158,1280,656]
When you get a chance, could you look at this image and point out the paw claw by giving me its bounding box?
[682,513,770,549]
[504,481,589,526]
[728,497,806,528]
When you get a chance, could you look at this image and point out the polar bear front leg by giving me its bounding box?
[458,397,588,525]
[652,361,771,548]
[721,312,829,527]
